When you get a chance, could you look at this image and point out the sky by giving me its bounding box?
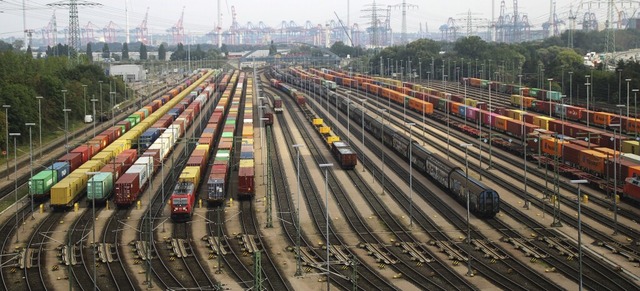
[0,0,634,39]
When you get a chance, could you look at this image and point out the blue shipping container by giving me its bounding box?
[139,128,161,150]
[47,162,71,181]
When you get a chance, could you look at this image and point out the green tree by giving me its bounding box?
[139,43,148,60]
[86,43,93,61]
[102,43,110,59]
[170,43,186,61]
[158,44,166,60]
[122,42,129,60]
[268,41,276,56]
[221,43,229,57]
[26,45,32,58]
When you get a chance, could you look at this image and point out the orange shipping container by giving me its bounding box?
[593,147,620,158]
[408,98,433,114]
[593,112,614,127]
[542,137,567,157]
[579,150,607,174]
[494,115,511,131]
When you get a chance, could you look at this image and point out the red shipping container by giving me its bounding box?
[187,156,206,173]
[199,136,214,147]
[522,112,536,124]
[100,162,124,181]
[116,149,137,167]
[109,126,123,138]
[570,139,599,149]
[598,132,627,149]
[218,141,232,151]
[466,107,479,123]
[535,101,552,115]
[116,120,132,132]
[477,102,487,110]
[565,106,584,121]
[482,112,498,128]
[114,173,141,205]
[71,145,93,163]
[90,135,109,151]
[563,143,584,166]
[58,152,83,171]
[494,107,507,116]
[606,158,636,179]
[238,166,254,197]
[450,94,464,103]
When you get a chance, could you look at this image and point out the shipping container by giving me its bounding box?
[179,166,201,186]
[114,173,141,205]
[579,150,607,174]
[622,140,640,155]
[87,172,114,202]
[238,160,255,197]
[58,152,84,171]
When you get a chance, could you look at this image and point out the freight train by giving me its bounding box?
[237,74,256,199]
[46,71,214,209]
[277,68,500,218]
[307,67,640,202]
[271,75,358,169]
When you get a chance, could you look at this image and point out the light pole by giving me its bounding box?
[626,78,632,120]
[547,78,553,117]
[613,104,625,235]
[618,69,623,104]
[26,123,35,218]
[634,88,639,138]
[91,98,98,138]
[319,163,334,290]
[86,171,100,291]
[585,76,591,127]
[260,117,269,186]
[407,122,415,227]
[360,98,367,173]
[35,96,43,159]
[570,179,588,291]
[293,144,304,277]
[63,108,71,154]
[378,108,387,195]
[460,143,473,276]
[488,81,492,168]
[444,74,450,159]
[110,91,116,126]
[3,104,10,180]
[98,80,103,121]
[569,71,573,105]
[346,92,351,144]
[10,132,20,243]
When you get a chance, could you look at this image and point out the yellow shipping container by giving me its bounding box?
[239,159,254,168]
[319,126,330,134]
[313,118,323,125]
[196,144,210,153]
[92,151,115,165]
[326,136,340,145]
[50,172,88,206]
[179,166,201,186]
[510,95,522,106]
[464,98,477,107]
[78,160,105,172]
[621,140,640,155]
[242,127,254,137]
[533,116,554,130]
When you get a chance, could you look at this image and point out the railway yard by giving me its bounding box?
[0,64,639,291]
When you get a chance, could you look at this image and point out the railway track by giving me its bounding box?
[350,82,640,288]
[99,209,137,291]
[24,211,64,291]
[278,85,475,290]
[265,88,387,290]
[342,86,640,244]
[0,202,34,290]
[287,75,562,290]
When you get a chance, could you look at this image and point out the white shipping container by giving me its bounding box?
[169,124,183,139]
[621,153,640,164]
[135,156,155,175]
[125,164,149,187]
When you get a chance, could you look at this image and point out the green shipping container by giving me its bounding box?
[215,150,230,162]
[222,132,234,139]
[127,116,139,127]
[30,170,58,196]
[547,91,562,101]
[480,80,489,88]
[437,99,447,111]
[87,172,114,201]
[529,88,539,97]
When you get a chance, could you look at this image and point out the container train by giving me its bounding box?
[44,71,214,209]
[278,70,500,218]
[271,75,358,169]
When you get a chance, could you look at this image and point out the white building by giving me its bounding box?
[109,64,146,82]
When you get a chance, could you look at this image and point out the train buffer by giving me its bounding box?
[299,247,321,268]
[503,238,548,259]
[360,243,397,265]
[329,245,351,265]
[240,234,259,253]
[206,236,228,256]
[60,245,78,266]
[597,241,640,263]
[96,243,116,263]
[18,248,36,269]
[134,241,151,261]
[471,239,508,260]
[542,237,577,258]
[429,240,467,262]
[170,238,190,258]
[398,242,434,263]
